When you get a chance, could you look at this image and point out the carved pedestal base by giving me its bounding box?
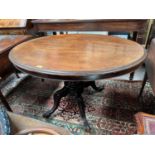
[43,81,103,131]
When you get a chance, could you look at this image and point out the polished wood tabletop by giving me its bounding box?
[0,19,27,28]
[9,34,146,81]
[0,35,33,54]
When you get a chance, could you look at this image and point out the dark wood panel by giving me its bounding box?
[33,20,146,31]
[32,19,149,44]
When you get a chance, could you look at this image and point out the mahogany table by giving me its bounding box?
[32,19,149,81]
[9,34,146,130]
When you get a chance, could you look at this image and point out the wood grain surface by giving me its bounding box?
[32,19,148,44]
[32,19,147,31]
[0,35,33,78]
[9,34,146,81]
[0,19,27,28]
[0,35,33,54]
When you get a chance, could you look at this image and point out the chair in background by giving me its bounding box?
[7,112,70,135]
[146,20,155,48]
[0,109,70,135]
[139,38,155,98]
[0,19,34,79]
[135,112,155,134]
[0,19,34,111]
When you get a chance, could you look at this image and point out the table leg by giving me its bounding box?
[43,81,103,130]
[129,72,135,80]
[43,86,69,118]
[76,94,91,131]
[138,72,148,98]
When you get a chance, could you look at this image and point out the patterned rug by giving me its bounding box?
[1,74,155,135]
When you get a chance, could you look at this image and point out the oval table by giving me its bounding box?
[9,34,146,130]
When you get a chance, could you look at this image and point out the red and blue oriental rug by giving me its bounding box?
[1,74,155,135]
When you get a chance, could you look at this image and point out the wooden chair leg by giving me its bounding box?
[0,90,12,112]
[129,72,135,80]
[138,72,148,98]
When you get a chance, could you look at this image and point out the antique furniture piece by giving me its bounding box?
[9,34,146,130]
[0,19,34,79]
[32,19,149,80]
[146,20,155,48]
[7,112,69,135]
[0,19,32,35]
[32,19,148,44]
[135,112,155,134]
[0,20,34,113]
[0,110,69,135]
[0,35,33,79]
[139,38,155,97]
[0,77,12,111]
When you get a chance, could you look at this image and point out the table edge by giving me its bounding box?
[9,51,147,81]
[32,19,147,24]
